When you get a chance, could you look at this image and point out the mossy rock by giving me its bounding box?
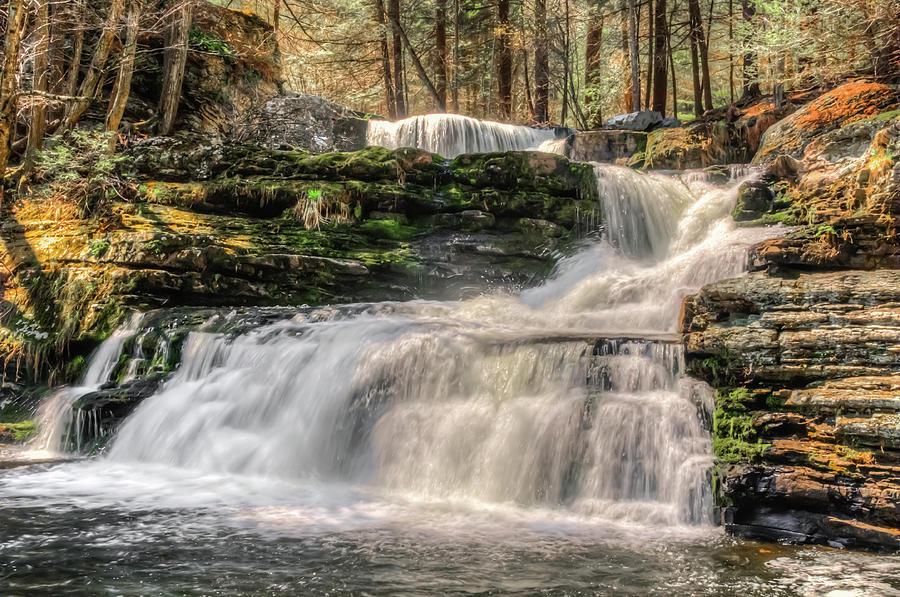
[731,181,774,222]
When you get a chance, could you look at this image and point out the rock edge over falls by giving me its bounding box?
[2,0,900,552]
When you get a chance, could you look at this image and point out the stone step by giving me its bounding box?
[835,414,900,449]
[787,376,900,413]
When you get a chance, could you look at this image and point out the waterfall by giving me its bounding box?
[29,313,143,454]
[98,166,782,528]
[366,114,564,158]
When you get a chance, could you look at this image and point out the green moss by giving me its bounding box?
[713,437,769,463]
[0,420,37,442]
[735,209,804,227]
[189,27,234,59]
[358,219,422,241]
[89,239,110,258]
[874,109,900,122]
[712,386,769,463]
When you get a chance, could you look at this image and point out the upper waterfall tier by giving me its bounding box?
[366,114,566,157]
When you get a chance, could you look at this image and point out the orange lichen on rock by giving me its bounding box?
[754,82,900,163]
[795,82,899,131]
[742,102,775,118]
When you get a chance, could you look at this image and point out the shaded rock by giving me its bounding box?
[237,93,369,153]
[657,117,682,129]
[566,130,647,163]
[732,181,774,221]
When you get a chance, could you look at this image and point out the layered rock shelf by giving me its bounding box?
[681,82,900,549]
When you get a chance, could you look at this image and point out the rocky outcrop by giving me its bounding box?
[104,1,367,153]
[0,143,598,388]
[237,93,369,152]
[682,270,900,549]
[681,81,900,549]
[564,130,647,164]
[756,82,900,163]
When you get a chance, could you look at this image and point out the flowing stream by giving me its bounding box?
[3,163,899,595]
[367,113,567,157]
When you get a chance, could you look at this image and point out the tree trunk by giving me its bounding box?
[451,0,459,113]
[667,2,676,118]
[106,0,140,153]
[0,0,27,206]
[272,0,280,31]
[687,0,703,117]
[159,0,192,136]
[388,0,405,118]
[381,0,446,112]
[374,0,396,118]
[523,49,535,117]
[644,0,653,110]
[699,0,713,111]
[497,0,512,119]
[23,0,50,176]
[628,0,640,111]
[65,0,86,98]
[651,0,667,115]
[63,0,127,130]
[740,0,760,101]
[728,0,734,104]
[434,0,448,112]
[585,3,604,128]
[561,0,570,125]
[532,0,549,124]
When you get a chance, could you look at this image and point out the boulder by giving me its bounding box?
[643,122,742,169]
[731,181,774,221]
[657,117,682,129]
[566,130,647,163]
[755,82,900,163]
[237,93,369,153]
[603,110,663,131]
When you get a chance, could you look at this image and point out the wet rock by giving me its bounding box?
[732,181,774,221]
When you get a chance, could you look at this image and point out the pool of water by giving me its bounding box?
[3,460,899,596]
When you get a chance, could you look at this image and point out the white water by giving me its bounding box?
[92,165,778,526]
[28,313,143,454]
[367,113,564,158]
[12,165,784,536]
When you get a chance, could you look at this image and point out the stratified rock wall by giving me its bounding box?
[681,82,900,549]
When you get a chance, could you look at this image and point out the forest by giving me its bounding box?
[0,0,898,179]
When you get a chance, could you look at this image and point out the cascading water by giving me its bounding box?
[86,164,779,529]
[28,313,144,454]
[366,113,566,157]
[15,165,892,595]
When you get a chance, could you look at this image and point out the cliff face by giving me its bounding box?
[681,82,900,549]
